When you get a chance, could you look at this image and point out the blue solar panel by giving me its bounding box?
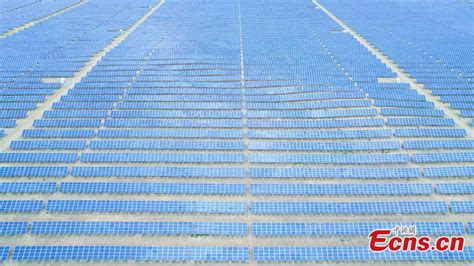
[13,246,249,261]
[450,201,474,213]
[249,167,419,179]
[43,110,108,118]
[249,153,409,164]
[381,108,443,117]
[71,167,244,178]
[47,200,247,214]
[251,201,448,214]
[387,118,454,127]
[80,153,243,163]
[246,91,365,102]
[0,200,43,213]
[111,110,242,118]
[104,119,242,128]
[468,223,474,234]
[0,153,77,163]
[253,246,474,261]
[0,247,8,261]
[59,182,246,195]
[413,152,474,163]
[248,99,371,110]
[252,222,465,236]
[374,100,433,108]
[32,221,247,236]
[248,141,400,151]
[89,140,244,150]
[0,182,56,193]
[436,183,474,194]
[396,129,466,138]
[117,102,242,110]
[0,167,67,177]
[251,184,432,195]
[249,129,392,139]
[0,222,28,235]
[97,129,242,139]
[248,108,377,118]
[33,120,101,128]
[61,95,120,102]
[22,129,95,138]
[247,118,384,128]
[10,141,87,150]
[424,167,474,178]
[404,140,474,150]
[52,102,114,110]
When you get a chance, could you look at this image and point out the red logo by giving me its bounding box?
[368,226,465,252]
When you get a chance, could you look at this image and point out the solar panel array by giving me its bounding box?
[0,0,473,263]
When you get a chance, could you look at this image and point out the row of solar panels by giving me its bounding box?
[0,200,472,213]
[3,152,474,164]
[0,245,472,261]
[1,221,473,236]
[0,182,472,195]
[19,128,467,138]
[11,139,474,150]
[35,108,448,118]
[27,118,457,128]
[1,166,474,178]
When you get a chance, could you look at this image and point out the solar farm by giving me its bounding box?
[0,0,473,264]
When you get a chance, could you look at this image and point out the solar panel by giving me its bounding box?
[0,182,56,193]
[0,167,67,177]
[247,108,377,118]
[111,110,242,118]
[404,140,474,150]
[468,223,474,234]
[0,153,77,163]
[396,129,466,138]
[381,108,443,117]
[450,201,474,213]
[10,141,87,150]
[249,167,419,179]
[59,182,246,195]
[89,140,244,150]
[247,118,384,128]
[32,120,101,128]
[0,247,7,261]
[71,167,244,178]
[32,221,247,236]
[248,99,371,110]
[80,153,243,163]
[436,183,474,194]
[13,246,249,261]
[97,129,242,139]
[248,129,392,139]
[253,246,474,261]
[413,152,474,163]
[252,222,465,236]
[387,118,454,127]
[0,222,28,235]
[248,153,409,164]
[22,129,95,138]
[43,110,108,118]
[251,201,448,214]
[248,141,400,151]
[0,200,43,213]
[251,184,432,195]
[47,200,247,214]
[104,119,242,128]
[424,167,474,178]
